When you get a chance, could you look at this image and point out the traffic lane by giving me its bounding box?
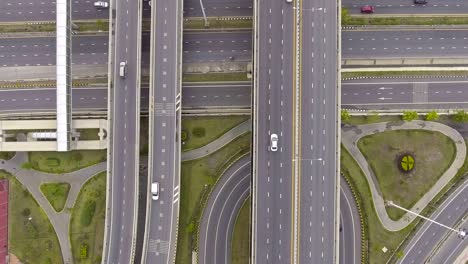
[430,220,468,264]
[0,36,108,67]
[0,0,109,22]
[183,51,251,63]
[198,156,251,264]
[182,84,251,107]
[183,0,253,17]
[343,0,468,15]
[397,182,468,264]
[340,180,361,264]
[343,30,468,58]
[342,81,468,105]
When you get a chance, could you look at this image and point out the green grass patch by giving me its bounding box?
[183,72,250,82]
[175,132,252,264]
[0,20,108,33]
[342,71,468,79]
[0,152,15,160]
[28,150,106,174]
[357,130,456,220]
[182,116,250,151]
[40,182,70,212]
[231,197,251,264]
[184,18,252,30]
[77,129,101,141]
[140,117,149,155]
[0,78,108,89]
[343,16,468,26]
[345,115,401,125]
[341,147,415,264]
[70,172,106,264]
[0,170,63,264]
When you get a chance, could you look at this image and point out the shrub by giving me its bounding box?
[402,111,418,121]
[72,152,83,162]
[341,109,351,123]
[453,110,468,122]
[22,208,31,217]
[80,200,96,227]
[21,162,33,169]
[186,222,195,233]
[45,158,60,167]
[181,130,188,141]
[425,111,439,121]
[80,243,89,259]
[192,127,206,138]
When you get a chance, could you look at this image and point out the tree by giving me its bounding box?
[341,7,351,24]
[453,110,468,122]
[341,109,351,123]
[425,111,439,121]
[402,111,418,121]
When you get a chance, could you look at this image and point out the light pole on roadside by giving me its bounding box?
[199,0,209,27]
[387,201,467,239]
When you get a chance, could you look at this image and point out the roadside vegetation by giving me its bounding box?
[342,71,468,79]
[342,8,468,26]
[0,20,108,33]
[77,129,102,141]
[70,172,106,264]
[0,78,107,89]
[0,170,62,264]
[175,132,251,264]
[25,150,106,174]
[183,72,250,82]
[40,182,71,212]
[0,152,15,161]
[231,197,251,264]
[181,116,250,151]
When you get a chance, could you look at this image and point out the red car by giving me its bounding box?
[360,5,375,13]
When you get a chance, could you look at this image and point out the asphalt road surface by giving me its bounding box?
[428,219,468,264]
[0,0,109,22]
[104,0,141,263]
[2,79,468,114]
[252,0,294,263]
[298,0,339,262]
[340,180,362,264]
[142,0,182,263]
[183,0,253,17]
[198,156,251,264]
[343,29,468,59]
[397,180,468,264]
[342,0,468,15]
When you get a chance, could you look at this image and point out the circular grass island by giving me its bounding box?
[357,129,456,220]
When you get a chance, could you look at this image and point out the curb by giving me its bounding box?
[342,75,468,81]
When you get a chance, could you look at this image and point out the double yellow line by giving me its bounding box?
[290,0,303,263]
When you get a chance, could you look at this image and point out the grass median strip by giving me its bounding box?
[0,20,109,33]
[1,170,63,264]
[175,132,251,264]
[183,72,250,82]
[182,116,250,151]
[342,71,468,79]
[70,172,106,264]
[231,197,250,264]
[184,18,252,30]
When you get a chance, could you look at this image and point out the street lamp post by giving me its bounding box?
[387,201,466,239]
[199,0,209,27]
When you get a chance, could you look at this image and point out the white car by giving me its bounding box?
[286,0,293,3]
[94,1,109,8]
[270,134,278,152]
[151,182,159,200]
[119,61,127,78]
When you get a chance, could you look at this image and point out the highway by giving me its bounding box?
[2,79,468,113]
[142,0,182,263]
[5,29,468,68]
[340,180,361,264]
[252,0,294,263]
[198,156,251,264]
[429,219,468,264]
[0,0,109,22]
[342,0,468,15]
[298,0,339,262]
[103,0,141,263]
[343,29,468,59]
[397,180,468,264]
[183,0,252,17]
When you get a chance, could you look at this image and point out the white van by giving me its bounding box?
[151,182,159,200]
[119,61,127,78]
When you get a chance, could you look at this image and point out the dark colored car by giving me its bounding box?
[414,0,428,4]
[360,5,375,13]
